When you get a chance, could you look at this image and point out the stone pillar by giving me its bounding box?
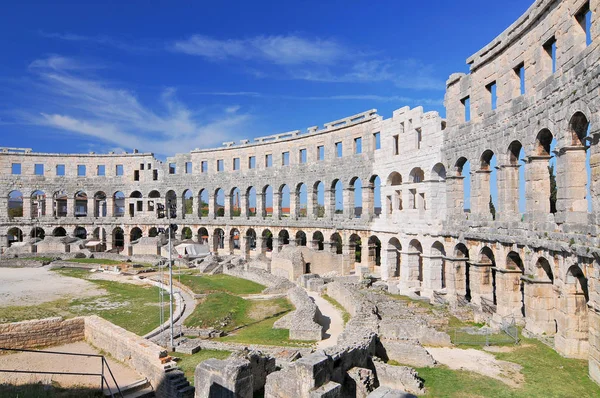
[589,305,600,385]
[310,239,320,250]
[422,255,444,296]
[445,257,468,301]
[362,186,374,220]
[307,188,315,219]
[273,192,281,220]
[445,175,465,219]
[497,164,521,221]
[66,197,74,217]
[240,194,248,219]
[523,278,556,335]
[224,194,232,219]
[327,241,338,254]
[22,197,31,219]
[325,189,335,219]
[525,155,553,220]
[256,193,265,219]
[471,170,493,220]
[381,247,400,280]
[45,196,54,218]
[87,198,95,218]
[467,262,495,307]
[555,284,590,359]
[271,237,280,254]
[342,242,355,275]
[212,233,220,253]
[242,236,252,260]
[397,251,422,294]
[255,236,265,255]
[178,196,185,220]
[492,268,525,323]
[555,146,588,224]
[223,233,233,255]
[208,193,216,219]
[289,191,298,220]
[106,197,114,217]
[343,188,354,219]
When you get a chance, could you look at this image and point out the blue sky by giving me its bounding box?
[0,0,533,157]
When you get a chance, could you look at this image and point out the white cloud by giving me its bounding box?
[40,31,153,53]
[23,56,251,155]
[172,34,347,65]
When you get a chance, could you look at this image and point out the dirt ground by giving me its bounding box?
[0,267,105,307]
[0,341,143,391]
[426,347,524,387]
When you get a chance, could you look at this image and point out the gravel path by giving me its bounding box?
[307,291,345,349]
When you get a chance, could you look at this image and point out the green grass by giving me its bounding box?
[410,337,600,397]
[0,268,164,336]
[219,315,315,347]
[322,294,351,325]
[12,257,56,262]
[178,274,266,295]
[172,349,232,385]
[65,258,125,265]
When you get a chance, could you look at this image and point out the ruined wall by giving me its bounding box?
[0,317,85,349]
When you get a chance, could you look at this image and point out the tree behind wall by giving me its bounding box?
[489,195,496,220]
[549,165,557,213]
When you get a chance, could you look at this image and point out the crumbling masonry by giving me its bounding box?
[1,0,600,385]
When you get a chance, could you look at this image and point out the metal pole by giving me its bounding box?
[168,202,174,349]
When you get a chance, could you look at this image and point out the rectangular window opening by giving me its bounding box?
[248,156,256,169]
[97,165,105,176]
[217,159,224,172]
[153,169,158,180]
[56,164,65,176]
[317,145,324,161]
[576,2,592,46]
[486,81,497,110]
[11,163,21,175]
[77,165,86,177]
[265,154,273,168]
[393,135,399,155]
[335,142,342,158]
[299,149,307,164]
[169,163,176,174]
[354,137,362,154]
[461,96,471,121]
[201,161,208,173]
[185,162,193,174]
[514,64,525,95]
[373,132,381,150]
[544,37,557,74]
[134,170,140,181]
[116,165,124,176]
[34,164,44,176]
[416,128,422,150]
[282,152,290,166]
[140,163,145,171]
[233,158,240,171]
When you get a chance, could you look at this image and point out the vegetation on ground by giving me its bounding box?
[0,268,164,335]
[184,293,291,332]
[413,337,600,397]
[178,274,265,295]
[171,349,231,385]
[0,383,102,398]
[65,258,125,265]
[219,315,315,347]
[321,294,351,325]
[12,257,56,262]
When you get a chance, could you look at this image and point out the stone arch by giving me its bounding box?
[214,188,225,217]
[507,251,526,317]
[129,191,143,217]
[431,241,447,289]
[113,191,125,217]
[263,185,273,217]
[569,111,590,147]
[312,231,324,251]
[53,227,67,237]
[330,232,342,255]
[296,183,308,218]
[213,228,225,251]
[535,257,554,282]
[73,191,88,217]
[279,184,291,217]
[93,191,107,217]
[112,227,124,251]
[30,227,45,240]
[533,129,557,214]
[198,227,209,244]
[296,230,307,246]
[278,229,290,245]
[387,171,402,186]
[409,239,424,287]
[367,235,381,267]
[431,163,446,181]
[387,238,402,278]
[246,228,257,251]
[454,243,471,301]
[198,189,209,217]
[74,226,87,240]
[8,190,23,218]
[350,233,362,263]
[350,177,362,218]
[246,186,257,217]
[31,190,47,217]
[181,226,193,240]
[149,227,159,238]
[409,168,424,183]
[332,179,343,215]
[130,227,143,242]
[479,246,497,307]
[505,141,526,215]
[313,181,325,218]
[230,187,241,218]
[7,227,23,246]
[183,189,194,218]
[262,229,273,251]
[230,228,240,250]
[369,175,382,217]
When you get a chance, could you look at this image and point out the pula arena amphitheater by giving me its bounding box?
[2,0,600,394]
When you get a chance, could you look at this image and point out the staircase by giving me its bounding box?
[104,378,154,398]
[164,367,195,397]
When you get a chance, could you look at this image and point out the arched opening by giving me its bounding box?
[454,243,470,301]
[409,168,425,210]
[52,227,67,237]
[278,229,290,245]
[230,228,240,249]
[295,231,307,246]
[92,227,106,249]
[330,232,342,255]
[73,191,88,217]
[246,228,257,250]
[480,150,497,219]
[74,226,87,240]
[297,183,307,218]
[129,191,143,217]
[479,247,497,307]
[410,168,425,183]
[113,191,125,217]
[387,238,402,278]
[30,227,45,240]
[387,172,402,186]
[314,181,325,218]
[312,231,324,251]
[535,129,558,214]
[507,251,525,317]
[149,227,159,238]
[213,228,225,250]
[279,185,290,217]
[181,227,193,240]
[432,241,447,289]
[567,112,592,213]
[93,191,107,217]
[370,175,382,217]
[165,190,177,218]
[524,256,556,335]
[198,228,209,244]
[247,187,257,217]
[557,264,590,355]
[332,179,343,215]
[183,189,194,218]
[536,257,554,282]
[112,228,124,252]
[350,234,362,263]
[231,187,241,217]
[31,190,46,218]
[262,229,273,251]
[52,191,67,218]
[409,239,424,291]
[506,141,526,215]
[432,163,447,180]
[368,235,381,267]
[148,190,161,215]
[7,227,23,247]
[130,227,143,242]
[263,186,273,217]
[350,177,362,218]
[8,190,23,218]
[455,157,471,214]
[198,189,209,217]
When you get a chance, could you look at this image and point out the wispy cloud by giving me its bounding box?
[20,55,251,155]
[195,91,443,105]
[172,34,347,65]
[40,31,155,53]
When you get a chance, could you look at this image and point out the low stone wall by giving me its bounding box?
[0,258,48,267]
[224,265,294,294]
[0,317,85,349]
[325,281,362,317]
[273,287,322,341]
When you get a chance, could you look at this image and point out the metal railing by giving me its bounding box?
[0,347,124,398]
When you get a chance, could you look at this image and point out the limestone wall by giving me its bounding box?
[0,317,85,349]
[273,286,322,341]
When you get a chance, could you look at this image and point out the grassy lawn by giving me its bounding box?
[65,258,125,265]
[184,294,291,332]
[172,349,232,385]
[219,315,315,347]
[322,294,351,325]
[412,338,600,397]
[178,274,265,295]
[12,257,56,262]
[0,268,164,336]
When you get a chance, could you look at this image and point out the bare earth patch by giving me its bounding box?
[247,300,286,321]
[0,267,106,307]
[426,347,524,388]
